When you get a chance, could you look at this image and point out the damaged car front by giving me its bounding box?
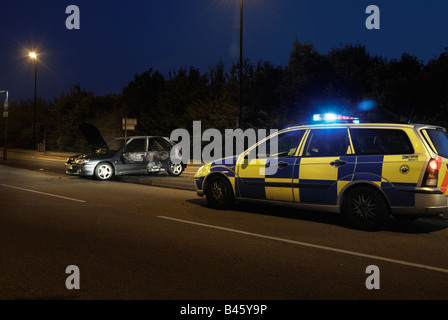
[65,123,125,180]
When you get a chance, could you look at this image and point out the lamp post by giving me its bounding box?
[238,0,243,128]
[1,90,8,160]
[29,52,37,145]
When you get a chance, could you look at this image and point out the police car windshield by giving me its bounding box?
[424,129,448,158]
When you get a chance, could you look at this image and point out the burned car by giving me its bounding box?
[65,123,185,180]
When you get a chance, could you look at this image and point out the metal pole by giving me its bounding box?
[125,117,128,141]
[4,114,7,161]
[33,57,37,145]
[1,90,8,160]
[238,0,243,128]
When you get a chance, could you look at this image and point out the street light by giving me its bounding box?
[238,0,243,128]
[29,51,37,145]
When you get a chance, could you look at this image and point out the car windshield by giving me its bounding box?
[422,128,448,158]
[108,138,127,152]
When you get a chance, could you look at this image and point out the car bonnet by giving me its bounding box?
[79,123,110,152]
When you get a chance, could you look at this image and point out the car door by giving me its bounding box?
[147,137,171,169]
[236,129,306,201]
[121,137,148,173]
[350,127,423,207]
[297,127,356,205]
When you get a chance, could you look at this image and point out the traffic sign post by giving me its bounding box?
[122,118,137,141]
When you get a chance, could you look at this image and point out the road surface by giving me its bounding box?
[1,162,448,303]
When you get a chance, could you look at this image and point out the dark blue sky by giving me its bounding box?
[1,0,448,102]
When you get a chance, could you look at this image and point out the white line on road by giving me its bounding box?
[0,184,87,203]
[158,216,448,274]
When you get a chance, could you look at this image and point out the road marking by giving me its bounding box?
[158,216,448,274]
[0,184,87,203]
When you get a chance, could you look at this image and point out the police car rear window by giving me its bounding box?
[422,129,448,158]
[350,129,414,155]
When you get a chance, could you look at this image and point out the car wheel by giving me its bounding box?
[95,162,114,181]
[342,186,389,231]
[168,162,183,176]
[204,175,234,210]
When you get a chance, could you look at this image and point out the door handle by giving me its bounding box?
[330,159,347,167]
[278,161,289,169]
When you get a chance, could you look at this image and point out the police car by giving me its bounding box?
[194,114,448,230]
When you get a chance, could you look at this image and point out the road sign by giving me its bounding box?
[122,118,137,131]
[3,111,8,118]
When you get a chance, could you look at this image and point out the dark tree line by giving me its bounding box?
[2,39,448,152]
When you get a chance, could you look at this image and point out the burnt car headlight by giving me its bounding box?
[75,158,90,165]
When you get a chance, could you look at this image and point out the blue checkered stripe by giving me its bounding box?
[232,155,416,207]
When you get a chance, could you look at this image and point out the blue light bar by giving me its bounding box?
[313,113,360,123]
[324,113,337,121]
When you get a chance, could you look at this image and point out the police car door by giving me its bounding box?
[236,129,305,201]
[297,128,355,205]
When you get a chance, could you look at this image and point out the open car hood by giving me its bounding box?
[79,123,109,152]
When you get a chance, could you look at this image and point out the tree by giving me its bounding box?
[281,38,331,123]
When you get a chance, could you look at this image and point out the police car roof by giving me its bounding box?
[283,122,446,131]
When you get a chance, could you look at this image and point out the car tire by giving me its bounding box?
[204,175,234,210]
[167,162,183,176]
[342,186,389,231]
[94,162,114,181]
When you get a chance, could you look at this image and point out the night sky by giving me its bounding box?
[1,0,448,102]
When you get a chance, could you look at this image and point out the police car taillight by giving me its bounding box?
[422,158,439,187]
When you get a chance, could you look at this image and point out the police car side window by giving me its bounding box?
[255,130,305,158]
[304,129,349,157]
[350,129,414,155]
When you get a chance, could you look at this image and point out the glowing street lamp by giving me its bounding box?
[29,52,38,144]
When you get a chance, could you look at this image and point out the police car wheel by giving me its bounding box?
[205,176,234,210]
[342,187,389,231]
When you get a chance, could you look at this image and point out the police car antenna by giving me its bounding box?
[408,106,415,124]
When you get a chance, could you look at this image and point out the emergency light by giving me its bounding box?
[313,113,360,124]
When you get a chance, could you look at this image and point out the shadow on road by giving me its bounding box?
[186,198,448,234]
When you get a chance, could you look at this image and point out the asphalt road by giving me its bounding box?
[1,149,448,305]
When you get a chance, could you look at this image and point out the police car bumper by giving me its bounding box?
[392,187,448,217]
[195,176,205,196]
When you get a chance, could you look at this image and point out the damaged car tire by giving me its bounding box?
[95,162,114,181]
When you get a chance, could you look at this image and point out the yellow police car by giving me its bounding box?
[194,114,448,230]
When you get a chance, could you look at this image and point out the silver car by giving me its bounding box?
[65,123,185,180]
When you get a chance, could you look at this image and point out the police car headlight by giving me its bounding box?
[195,164,211,178]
